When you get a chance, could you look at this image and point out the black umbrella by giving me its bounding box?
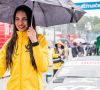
[0,0,86,27]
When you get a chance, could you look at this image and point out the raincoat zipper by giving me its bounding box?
[20,33,23,90]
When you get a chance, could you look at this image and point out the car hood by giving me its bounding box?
[45,78,100,90]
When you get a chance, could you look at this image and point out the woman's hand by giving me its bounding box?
[27,27,38,43]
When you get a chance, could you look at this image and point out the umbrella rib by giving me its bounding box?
[64,7,76,23]
[70,7,75,22]
[70,12,77,22]
[73,12,78,22]
[37,2,48,27]
[57,0,77,22]
[23,0,28,3]
[70,7,77,23]
[70,13,74,22]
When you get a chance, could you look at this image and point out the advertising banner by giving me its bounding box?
[75,1,100,10]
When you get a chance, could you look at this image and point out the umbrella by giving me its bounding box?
[73,38,86,44]
[60,38,69,43]
[60,38,71,47]
[0,0,86,27]
[90,40,96,45]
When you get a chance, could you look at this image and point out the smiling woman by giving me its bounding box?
[0,5,49,90]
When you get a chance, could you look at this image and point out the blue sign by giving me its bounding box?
[75,1,100,10]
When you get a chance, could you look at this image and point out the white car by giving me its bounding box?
[45,56,100,90]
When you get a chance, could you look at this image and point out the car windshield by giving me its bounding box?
[56,65,100,78]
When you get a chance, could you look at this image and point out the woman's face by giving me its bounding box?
[57,43,62,48]
[15,11,28,31]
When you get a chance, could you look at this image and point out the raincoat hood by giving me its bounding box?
[55,40,64,49]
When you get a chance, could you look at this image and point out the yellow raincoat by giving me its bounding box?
[0,31,49,90]
[52,49,62,70]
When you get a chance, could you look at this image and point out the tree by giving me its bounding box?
[92,16,100,26]
[93,24,100,33]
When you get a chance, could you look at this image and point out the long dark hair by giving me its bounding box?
[6,5,37,70]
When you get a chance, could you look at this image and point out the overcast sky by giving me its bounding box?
[72,0,100,17]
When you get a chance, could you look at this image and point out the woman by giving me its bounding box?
[52,40,65,75]
[0,5,49,90]
[64,41,69,60]
[71,42,78,57]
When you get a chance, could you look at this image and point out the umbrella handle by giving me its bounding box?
[31,1,35,27]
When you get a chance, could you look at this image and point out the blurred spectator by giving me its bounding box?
[64,41,69,60]
[91,42,97,55]
[85,45,92,56]
[77,42,84,56]
[46,46,53,83]
[52,40,65,75]
[71,42,78,57]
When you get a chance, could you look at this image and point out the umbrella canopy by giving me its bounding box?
[90,40,96,45]
[60,38,69,43]
[74,38,86,44]
[60,38,71,47]
[31,0,85,23]
[0,0,86,27]
[30,0,74,8]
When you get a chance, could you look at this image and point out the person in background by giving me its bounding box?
[45,45,53,83]
[85,45,92,56]
[91,42,97,55]
[52,40,65,76]
[0,5,49,90]
[77,42,84,57]
[71,42,78,57]
[64,41,69,60]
